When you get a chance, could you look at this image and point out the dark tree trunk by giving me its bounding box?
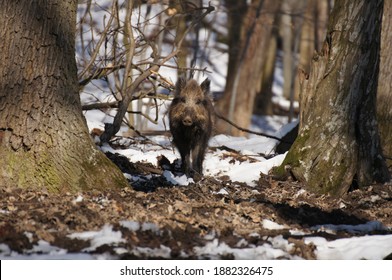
[273,0,390,196]
[253,3,280,116]
[0,0,128,191]
[221,0,248,92]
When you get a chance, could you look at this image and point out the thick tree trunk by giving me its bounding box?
[216,0,281,136]
[273,0,389,196]
[0,0,128,192]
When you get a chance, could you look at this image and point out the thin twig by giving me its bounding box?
[78,0,117,81]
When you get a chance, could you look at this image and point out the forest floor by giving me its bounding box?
[1,148,392,260]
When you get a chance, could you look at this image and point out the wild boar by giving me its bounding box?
[168,77,213,178]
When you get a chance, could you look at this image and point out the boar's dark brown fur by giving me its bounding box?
[168,77,213,178]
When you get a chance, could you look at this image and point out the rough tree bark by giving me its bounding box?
[377,1,392,165]
[273,0,390,196]
[0,0,128,192]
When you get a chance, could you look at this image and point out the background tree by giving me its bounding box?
[170,0,190,77]
[215,0,281,136]
[0,0,128,191]
[253,2,280,116]
[273,0,390,196]
[293,0,330,112]
[216,0,331,133]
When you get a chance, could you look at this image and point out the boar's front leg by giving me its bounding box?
[191,143,206,178]
[178,146,191,177]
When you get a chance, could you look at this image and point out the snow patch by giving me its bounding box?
[262,219,288,230]
[305,234,392,260]
[131,245,172,259]
[163,171,194,186]
[68,225,124,252]
[194,236,297,259]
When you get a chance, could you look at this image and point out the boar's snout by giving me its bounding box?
[182,116,193,126]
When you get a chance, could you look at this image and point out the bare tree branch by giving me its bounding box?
[78,0,118,81]
[99,4,215,143]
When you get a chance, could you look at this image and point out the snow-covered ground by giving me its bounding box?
[2,217,391,260]
[97,116,291,187]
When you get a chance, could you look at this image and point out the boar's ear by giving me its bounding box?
[175,76,187,95]
[200,78,210,96]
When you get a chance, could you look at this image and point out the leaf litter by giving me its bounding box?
[1,136,392,259]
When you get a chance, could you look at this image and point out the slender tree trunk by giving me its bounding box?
[170,0,188,77]
[123,0,137,136]
[281,0,295,101]
[377,1,392,164]
[294,0,330,104]
[254,2,281,116]
[216,0,280,136]
[216,0,247,132]
[298,0,316,74]
[314,0,331,52]
[298,0,330,67]
[0,0,128,191]
[273,0,389,196]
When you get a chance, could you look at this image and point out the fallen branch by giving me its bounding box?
[214,110,293,144]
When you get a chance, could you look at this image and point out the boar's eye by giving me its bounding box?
[173,97,186,104]
[196,98,207,106]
